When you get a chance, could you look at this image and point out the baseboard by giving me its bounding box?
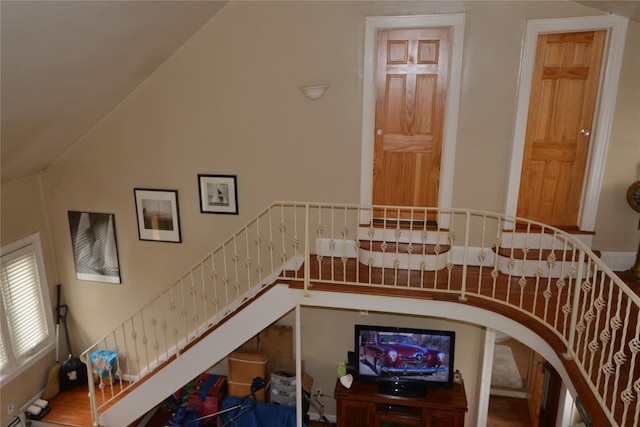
[599,251,637,272]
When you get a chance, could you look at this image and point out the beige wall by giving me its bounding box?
[2,1,639,423]
[594,20,640,250]
[41,0,639,351]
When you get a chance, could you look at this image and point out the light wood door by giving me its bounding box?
[517,31,605,227]
[372,28,449,220]
[526,351,545,427]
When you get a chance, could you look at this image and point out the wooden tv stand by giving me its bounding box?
[334,378,467,427]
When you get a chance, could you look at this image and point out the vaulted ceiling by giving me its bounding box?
[1,1,638,184]
[1,1,228,183]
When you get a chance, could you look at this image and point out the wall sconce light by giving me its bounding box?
[300,85,329,100]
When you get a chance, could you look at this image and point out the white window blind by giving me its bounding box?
[0,233,54,382]
[0,329,8,371]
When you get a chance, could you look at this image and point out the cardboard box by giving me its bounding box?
[269,358,314,405]
[240,325,292,377]
[271,370,296,388]
[228,349,268,402]
[274,358,313,394]
[187,374,227,418]
[270,387,297,406]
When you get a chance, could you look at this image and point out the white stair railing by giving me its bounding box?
[81,202,640,427]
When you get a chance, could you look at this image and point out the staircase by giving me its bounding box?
[78,202,640,427]
[97,285,297,426]
[495,224,597,278]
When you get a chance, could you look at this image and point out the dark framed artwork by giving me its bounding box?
[68,211,121,284]
[134,188,182,243]
[198,174,239,215]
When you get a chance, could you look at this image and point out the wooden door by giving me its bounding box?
[526,351,546,427]
[372,28,449,220]
[517,31,605,227]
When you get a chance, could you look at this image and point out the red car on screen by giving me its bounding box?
[359,332,446,376]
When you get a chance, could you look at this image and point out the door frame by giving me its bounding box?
[359,14,466,223]
[505,15,628,231]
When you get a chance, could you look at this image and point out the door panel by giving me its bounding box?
[373,28,449,219]
[517,31,605,226]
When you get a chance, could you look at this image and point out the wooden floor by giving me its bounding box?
[488,337,532,427]
[488,395,532,427]
[491,337,531,394]
[36,383,96,426]
[37,381,136,427]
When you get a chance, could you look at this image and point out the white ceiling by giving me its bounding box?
[1,1,638,184]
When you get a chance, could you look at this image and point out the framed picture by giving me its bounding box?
[68,211,121,284]
[134,188,182,243]
[198,174,239,215]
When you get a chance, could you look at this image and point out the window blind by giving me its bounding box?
[0,235,52,379]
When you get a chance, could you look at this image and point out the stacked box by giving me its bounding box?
[240,325,293,378]
[270,370,297,406]
[228,349,268,402]
[187,374,227,419]
[270,359,314,408]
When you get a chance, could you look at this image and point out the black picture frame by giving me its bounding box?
[134,188,182,243]
[68,211,121,284]
[198,174,239,215]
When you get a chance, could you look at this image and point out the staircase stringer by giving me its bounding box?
[99,284,298,427]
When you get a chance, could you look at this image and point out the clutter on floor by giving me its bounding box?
[160,324,315,426]
[25,398,51,421]
[164,374,306,427]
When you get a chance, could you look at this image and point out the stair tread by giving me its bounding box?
[506,223,596,235]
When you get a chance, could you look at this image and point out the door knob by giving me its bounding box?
[580,129,591,136]
[376,129,383,135]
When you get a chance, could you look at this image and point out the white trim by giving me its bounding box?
[313,237,634,273]
[477,329,496,427]
[360,14,466,219]
[600,251,637,272]
[558,384,573,427]
[505,15,628,231]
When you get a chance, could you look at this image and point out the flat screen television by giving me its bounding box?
[355,324,455,392]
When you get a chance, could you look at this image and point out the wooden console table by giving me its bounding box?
[334,379,467,427]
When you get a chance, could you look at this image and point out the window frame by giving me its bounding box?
[0,232,55,384]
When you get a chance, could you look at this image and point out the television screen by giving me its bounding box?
[355,324,455,389]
